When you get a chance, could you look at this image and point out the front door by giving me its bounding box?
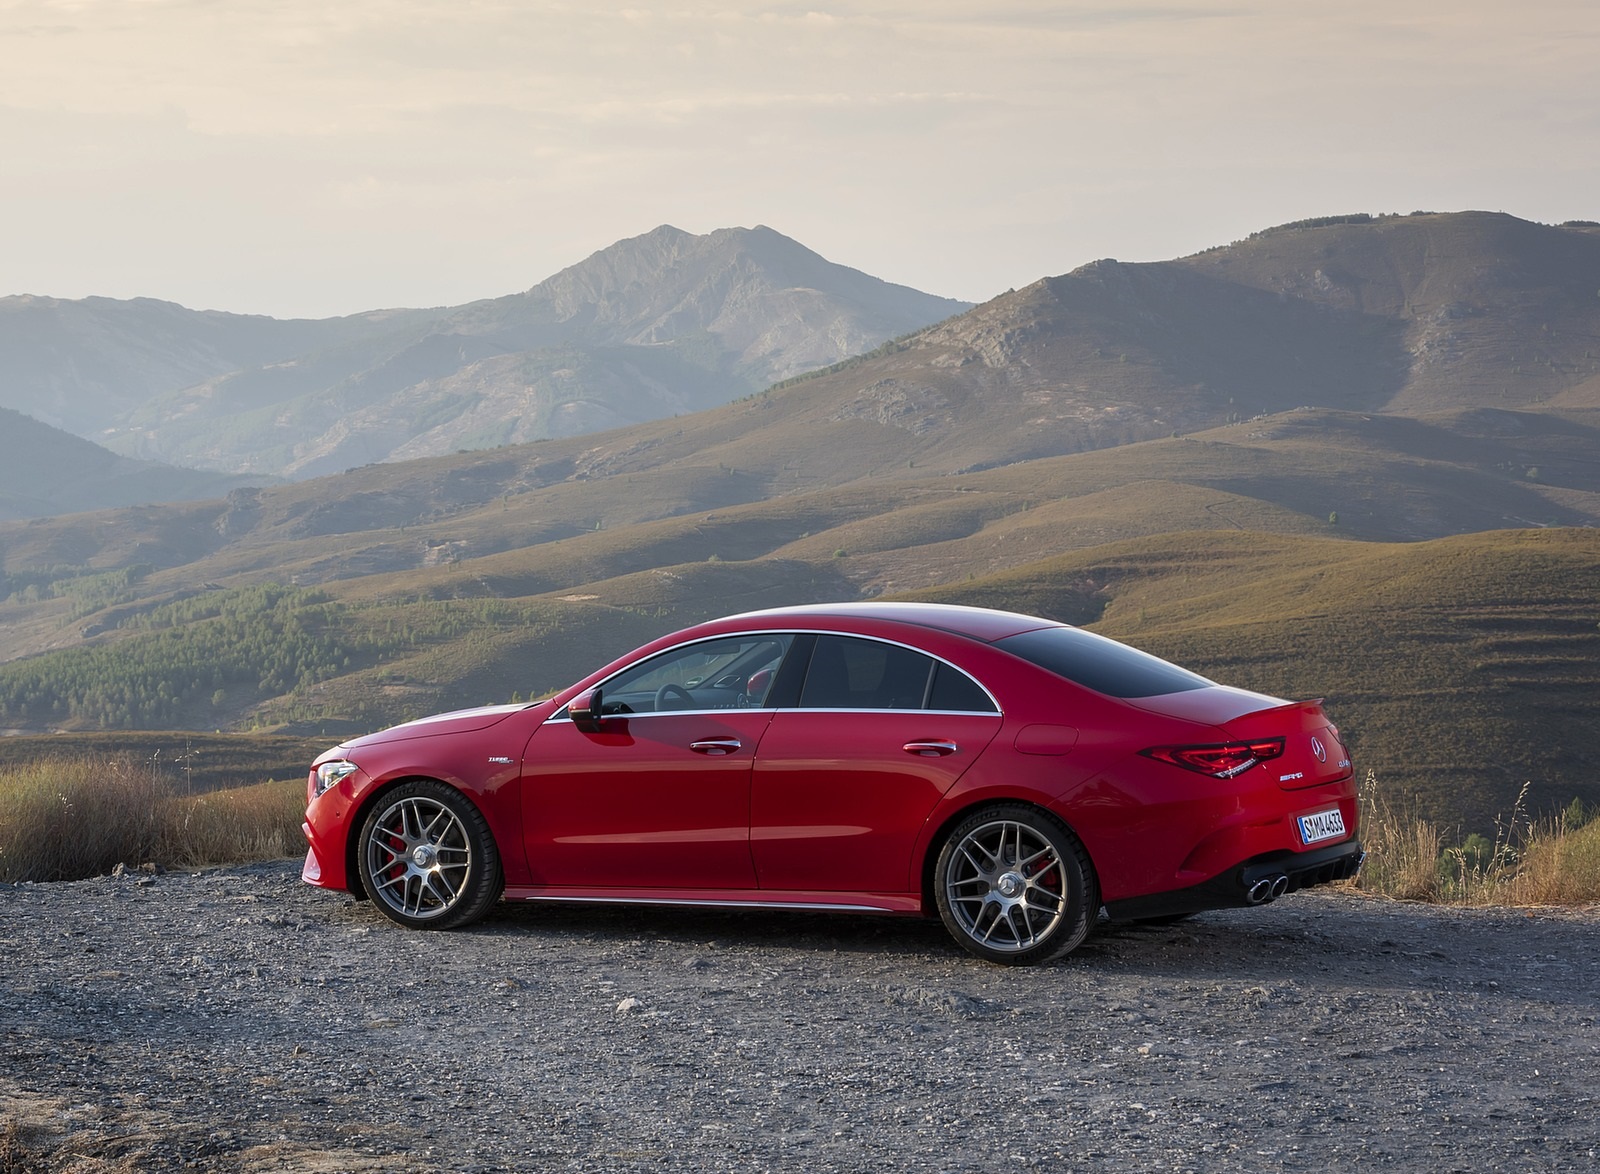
[520,710,773,889]
[519,632,795,890]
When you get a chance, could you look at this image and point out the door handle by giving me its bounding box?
[690,738,742,755]
[903,740,959,757]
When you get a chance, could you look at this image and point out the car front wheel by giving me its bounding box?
[934,805,1097,965]
[357,780,503,930]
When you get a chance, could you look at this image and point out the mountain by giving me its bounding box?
[4,212,1595,568]
[0,295,444,436]
[1181,212,1600,413]
[451,224,968,386]
[0,211,1596,829]
[0,408,265,522]
[1,226,970,483]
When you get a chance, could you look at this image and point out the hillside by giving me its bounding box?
[904,528,1600,832]
[1180,212,1600,412]
[0,211,1596,831]
[2,392,1592,601]
[1,403,1596,831]
[0,408,266,521]
[1,521,1593,832]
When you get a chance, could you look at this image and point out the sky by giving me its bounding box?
[2,0,1597,319]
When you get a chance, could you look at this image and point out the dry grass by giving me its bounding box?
[1354,770,1600,906]
[0,756,305,883]
[0,757,166,883]
[161,777,307,869]
[0,1117,39,1174]
[1500,805,1600,906]
[1351,770,1444,902]
[0,733,325,795]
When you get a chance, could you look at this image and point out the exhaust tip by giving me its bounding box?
[1269,874,1290,899]
[1246,877,1274,904]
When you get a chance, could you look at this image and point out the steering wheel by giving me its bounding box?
[654,683,694,712]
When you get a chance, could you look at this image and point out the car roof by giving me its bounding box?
[723,602,1061,643]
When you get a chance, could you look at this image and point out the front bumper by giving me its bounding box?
[301,806,352,892]
[1103,838,1365,921]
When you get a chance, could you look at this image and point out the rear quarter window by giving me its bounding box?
[996,627,1212,699]
[928,662,998,713]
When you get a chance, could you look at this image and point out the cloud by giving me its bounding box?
[1,0,1596,315]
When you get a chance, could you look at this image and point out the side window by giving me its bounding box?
[928,661,999,713]
[599,634,794,714]
[800,636,934,710]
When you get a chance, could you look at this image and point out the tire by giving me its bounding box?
[934,805,1098,965]
[357,780,503,930]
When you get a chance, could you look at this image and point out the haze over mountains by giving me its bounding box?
[0,224,970,488]
[1,210,1597,828]
[0,408,260,522]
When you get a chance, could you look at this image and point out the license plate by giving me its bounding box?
[1298,808,1347,845]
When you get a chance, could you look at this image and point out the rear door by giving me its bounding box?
[750,635,1003,894]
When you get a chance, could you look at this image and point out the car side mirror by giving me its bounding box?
[569,687,605,733]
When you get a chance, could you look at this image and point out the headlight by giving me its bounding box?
[313,759,360,797]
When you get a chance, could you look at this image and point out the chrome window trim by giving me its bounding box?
[779,707,1001,717]
[546,627,1002,721]
[792,629,1003,714]
[545,708,779,725]
[544,705,999,725]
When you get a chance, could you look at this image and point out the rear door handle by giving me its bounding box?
[903,740,959,757]
[690,738,742,756]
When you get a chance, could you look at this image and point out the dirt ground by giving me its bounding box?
[2,861,1597,1172]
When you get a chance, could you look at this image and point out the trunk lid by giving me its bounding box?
[1221,698,1353,790]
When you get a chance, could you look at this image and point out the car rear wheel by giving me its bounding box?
[357,780,503,930]
[934,805,1097,965]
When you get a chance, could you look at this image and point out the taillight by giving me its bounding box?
[1141,738,1285,779]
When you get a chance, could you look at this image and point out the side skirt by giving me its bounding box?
[502,885,925,916]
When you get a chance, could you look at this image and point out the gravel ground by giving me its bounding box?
[2,861,1598,1173]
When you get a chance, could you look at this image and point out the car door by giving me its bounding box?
[750,634,1003,894]
[519,634,792,891]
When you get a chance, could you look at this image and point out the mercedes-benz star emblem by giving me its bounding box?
[1310,736,1327,763]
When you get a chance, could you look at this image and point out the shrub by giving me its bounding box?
[1354,772,1600,906]
[1501,805,1600,905]
[0,756,305,882]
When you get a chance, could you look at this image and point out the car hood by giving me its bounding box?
[345,703,530,747]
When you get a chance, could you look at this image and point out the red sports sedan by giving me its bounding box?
[303,603,1362,964]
